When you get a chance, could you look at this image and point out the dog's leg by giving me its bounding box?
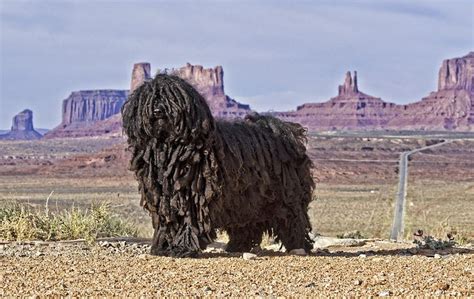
[275,210,313,253]
[225,226,263,252]
[150,218,201,258]
[150,215,170,256]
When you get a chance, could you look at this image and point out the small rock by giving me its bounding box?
[313,236,366,249]
[434,282,450,291]
[408,248,418,255]
[289,248,306,256]
[379,290,391,297]
[305,282,316,288]
[434,290,443,296]
[353,279,362,286]
[358,254,367,258]
[242,252,257,260]
[99,241,110,247]
[34,251,44,257]
[434,254,442,259]
[264,244,284,252]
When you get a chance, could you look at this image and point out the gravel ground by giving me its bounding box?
[1,239,473,297]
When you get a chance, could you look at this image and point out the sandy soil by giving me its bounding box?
[1,240,472,297]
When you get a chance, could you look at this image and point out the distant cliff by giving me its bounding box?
[61,90,128,125]
[44,52,474,139]
[0,109,43,140]
[46,62,252,138]
[275,71,397,129]
[438,52,474,92]
[130,62,251,117]
[162,63,251,118]
[130,63,151,93]
[45,90,128,138]
[274,52,474,131]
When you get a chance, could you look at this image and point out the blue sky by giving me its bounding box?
[1,0,473,129]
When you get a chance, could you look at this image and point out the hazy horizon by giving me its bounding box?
[1,0,473,129]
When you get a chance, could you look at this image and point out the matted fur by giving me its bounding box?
[122,74,314,257]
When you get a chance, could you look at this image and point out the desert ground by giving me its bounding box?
[1,239,473,297]
[1,133,473,296]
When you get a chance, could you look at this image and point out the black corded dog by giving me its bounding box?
[122,74,314,257]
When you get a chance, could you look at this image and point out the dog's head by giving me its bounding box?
[122,74,215,145]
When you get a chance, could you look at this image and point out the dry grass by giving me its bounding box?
[405,179,474,242]
[310,183,395,238]
[0,201,138,242]
[310,181,474,242]
[2,176,472,242]
[0,176,152,237]
[0,137,122,158]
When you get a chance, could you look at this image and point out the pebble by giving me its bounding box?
[434,254,442,259]
[379,290,391,297]
[313,236,366,248]
[242,252,257,260]
[433,282,450,291]
[264,244,284,252]
[358,254,367,258]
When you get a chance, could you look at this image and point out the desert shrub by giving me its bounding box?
[0,202,138,242]
[413,230,456,250]
[337,230,365,239]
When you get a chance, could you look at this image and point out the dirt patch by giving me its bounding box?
[1,240,472,296]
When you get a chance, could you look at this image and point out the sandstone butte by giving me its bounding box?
[43,52,473,138]
[0,109,43,140]
[275,52,474,131]
[44,62,251,138]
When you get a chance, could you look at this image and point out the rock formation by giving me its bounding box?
[0,109,43,140]
[130,63,151,93]
[162,63,251,118]
[438,52,474,92]
[338,71,358,95]
[275,71,398,130]
[45,52,473,138]
[61,90,128,125]
[45,90,128,138]
[274,52,474,131]
[119,62,251,119]
[46,63,251,138]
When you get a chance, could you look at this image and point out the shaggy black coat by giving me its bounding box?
[122,74,314,257]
